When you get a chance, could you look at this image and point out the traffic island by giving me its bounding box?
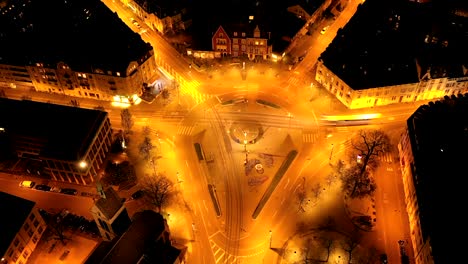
[252,150,298,219]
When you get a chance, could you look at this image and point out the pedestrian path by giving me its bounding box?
[179,81,212,105]
[210,240,238,264]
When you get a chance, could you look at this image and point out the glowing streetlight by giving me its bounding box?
[79,161,87,169]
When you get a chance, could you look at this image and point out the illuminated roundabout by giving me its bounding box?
[175,84,319,263]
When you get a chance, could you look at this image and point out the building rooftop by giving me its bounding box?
[0,0,152,76]
[320,0,468,90]
[0,98,109,161]
[0,192,36,257]
[86,210,179,264]
[406,93,468,263]
[94,187,125,220]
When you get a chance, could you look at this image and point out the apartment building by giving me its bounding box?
[212,24,272,60]
[315,0,468,109]
[0,98,113,185]
[398,93,468,264]
[0,0,159,106]
[0,192,47,264]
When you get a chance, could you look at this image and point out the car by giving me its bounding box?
[19,180,35,188]
[35,184,51,192]
[131,190,145,200]
[321,25,330,35]
[60,188,78,195]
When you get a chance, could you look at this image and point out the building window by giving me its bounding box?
[219,33,223,38]
[38,226,44,234]
[33,220,39,228]
[28,230,34,237]
[22,250,29,258]
[29,214,35,221]
[14,239,19,246]
[24,223,30,231]
[32,236,38,244]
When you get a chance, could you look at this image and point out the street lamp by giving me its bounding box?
[79,160,87,169]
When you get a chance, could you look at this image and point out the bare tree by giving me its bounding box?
[296,184,307,213]
[139,136,154,161]
[45,211,71,245]
[311,183,322,202]
[342,229,362,264]
[325,173,336,187]
[142,126,151,136]
[353,246,380,264]
[141,173,174,212]
[341,164,377,199]
[120,109,134,135]
[350,129,391,175]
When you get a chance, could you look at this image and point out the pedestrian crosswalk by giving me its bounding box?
[335,126,349,133]
[211,240,238,264]
[179,82,212,104]
[341,139,352,149]
[379,152,393,163]
[303,130,319,143]
[288,76,301,86]
[177,125,195,135]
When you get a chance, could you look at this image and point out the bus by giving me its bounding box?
[320,113,382,126]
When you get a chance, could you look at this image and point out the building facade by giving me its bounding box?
[316,60,468,109]
[0,49,158,106]
[0,98,113,185]
[212,25,272,60]
[43,115,113,185]
[397,94,468,264]
[0,192,47,264]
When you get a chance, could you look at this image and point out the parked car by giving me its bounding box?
[19,180,35,188]
[131,190,145,200]
[35,184,51,192]
[60,188,77,195]
[321,25,330,35]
